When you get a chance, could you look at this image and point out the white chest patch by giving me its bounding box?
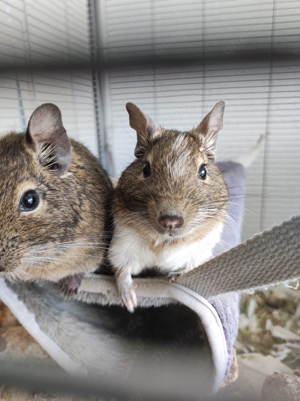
[109,222,224,276]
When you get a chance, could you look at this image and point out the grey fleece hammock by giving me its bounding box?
[0,161,299,399]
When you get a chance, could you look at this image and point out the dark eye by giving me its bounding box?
[198,164,207,180]
[143,161,151,178]
[19,190,40,212]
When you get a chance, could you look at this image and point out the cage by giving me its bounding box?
[0,0,300,400]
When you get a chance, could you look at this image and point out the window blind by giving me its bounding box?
[97,0,300,241]
[0,0,99,158]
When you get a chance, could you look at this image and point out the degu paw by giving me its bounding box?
[167,272,181,282]
[60,274,83,297]
[120,284,137,313]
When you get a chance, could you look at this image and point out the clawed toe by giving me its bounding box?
[121,287,137,313]
[167,273,181,282]
[60,274,83,297]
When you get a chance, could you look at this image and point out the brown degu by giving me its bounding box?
[109,101,229,312]
[0,103,113,293]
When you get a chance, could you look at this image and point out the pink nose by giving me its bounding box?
[159,215,184,229]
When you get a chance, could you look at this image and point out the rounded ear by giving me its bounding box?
[126,102,157,158]
[194,101,225,162]
[26,103,71,176]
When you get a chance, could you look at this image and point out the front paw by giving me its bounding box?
[120,283,137,313]
[167,272,181,282]
[60,274,83,297]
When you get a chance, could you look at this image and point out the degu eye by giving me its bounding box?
[198,164,207,180]
[143,161,151,178]
[19,190,40,212]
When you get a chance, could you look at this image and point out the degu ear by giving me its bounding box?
[126,102,157,158]
[26,103,71,176]
[194,101,225,162]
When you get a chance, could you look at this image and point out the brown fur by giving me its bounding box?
[110,101,228,311]
[114,101,228,253]
[114,129,227,253]
[0,104,113,283]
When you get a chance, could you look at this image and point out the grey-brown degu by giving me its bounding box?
[0,103,113,294]
[108,101,229,312]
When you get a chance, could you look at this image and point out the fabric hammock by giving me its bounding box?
[0,161,299,399]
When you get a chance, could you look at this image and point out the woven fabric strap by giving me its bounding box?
[77,214,300,301]
[177,214,300,298]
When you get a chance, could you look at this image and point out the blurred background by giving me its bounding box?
[0,1,300,399]
[0,0,300,241]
